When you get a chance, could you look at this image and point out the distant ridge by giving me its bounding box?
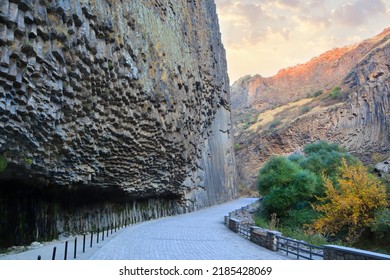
[231,28,390,188]
[231,27,390,112]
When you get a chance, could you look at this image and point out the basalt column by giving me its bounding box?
[0,0,237,248]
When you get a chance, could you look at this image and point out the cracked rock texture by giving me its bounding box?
[0,0,237,246]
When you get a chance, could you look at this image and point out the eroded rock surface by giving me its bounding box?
[0,0,237,247]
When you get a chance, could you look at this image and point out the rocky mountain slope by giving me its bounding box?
[232,28,390,188]
[232,28,390,112]
[0,0,236,248]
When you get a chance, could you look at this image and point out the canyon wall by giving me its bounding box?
[231,29,390,188]
[0,0,237,247]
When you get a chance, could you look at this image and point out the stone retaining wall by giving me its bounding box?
[225,201,390,260]
[324,245,390,260]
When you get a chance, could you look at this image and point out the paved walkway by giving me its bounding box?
[90,198,286,260]
[0,198,287,260]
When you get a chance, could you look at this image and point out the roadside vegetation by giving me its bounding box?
[255,141,390,253]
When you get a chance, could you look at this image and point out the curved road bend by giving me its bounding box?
[90,198,287,260]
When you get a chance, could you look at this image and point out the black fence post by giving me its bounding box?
[111,223,113,234]
[90,231,93,248]
[102,227,104,241]
[106,226,109,237]
[64,241,68,260]
[37,255,41,260]
[74,237,77,259]
[52,247,57,260]
[83,234,86,253]
[97,228,99,243]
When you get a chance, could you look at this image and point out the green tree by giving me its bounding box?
[257,156,300,195]
[258,156,319,218]
[299,140,359,180]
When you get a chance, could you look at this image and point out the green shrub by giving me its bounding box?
[372,208,390,237]
[257,156,300,195]
[306,90,323,98]
[329,86,341,99]
[300,140,359,180]
[287,153,304,162]
[254,214,270,228]
[313,90,323,97]
[258,156,319,217]
[269,119,281,129]
[300,106,311,114]
[234,143,242,151]
[284,208,320,228]
[303,140,345,154]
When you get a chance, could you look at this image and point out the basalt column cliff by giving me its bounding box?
[0,0,237,248]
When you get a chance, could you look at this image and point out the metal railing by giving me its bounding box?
[36,221,128,260]
[276,235,324,260]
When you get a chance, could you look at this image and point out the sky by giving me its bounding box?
[214,0,390,83]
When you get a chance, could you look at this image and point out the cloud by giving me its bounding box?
[215,0,390,83]
[331,0,387,26]
[297,15,331,29]
[276,0,303,9]
[215,0,293,47]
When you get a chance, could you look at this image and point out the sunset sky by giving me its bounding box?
[215,0,390,83]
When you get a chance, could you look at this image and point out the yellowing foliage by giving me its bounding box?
[312,158,387,243]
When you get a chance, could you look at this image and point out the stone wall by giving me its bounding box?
[0,0,237,247]
[225,203,390,260]
[323,245,390,260]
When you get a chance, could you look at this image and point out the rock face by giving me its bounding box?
[0,0,237,247]
[232,29,390,188]
[231,28,390,112]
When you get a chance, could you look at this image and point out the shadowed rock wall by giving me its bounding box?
[0,0,237,247]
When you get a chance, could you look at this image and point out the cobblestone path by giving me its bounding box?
[89,198,287,260]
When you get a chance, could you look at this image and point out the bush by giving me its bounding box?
[300,106,312,114]
[234,143,242,151]
[329,86,341,99]
[371,208,390,237]
[312,159,387,243]
[258,157,319,217]
[288,153,305,163]
[257,156,300,195]
[269,119,281,129]
[307,90,323,98]
[284,208,320,228]
[300,140,359,180]
[313,90,323,97]
[303,140,345,154]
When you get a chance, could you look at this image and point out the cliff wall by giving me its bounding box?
[0,0,237,247]
[231,30,390,188]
